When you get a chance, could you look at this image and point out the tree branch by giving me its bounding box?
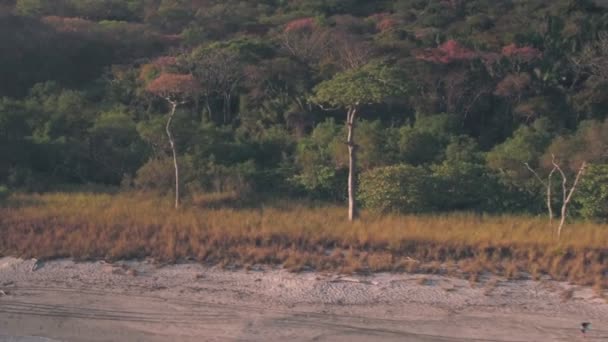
[564,161,587,205]
[317,103,340,112]
[524,162,548,187]
[552,154,568,204]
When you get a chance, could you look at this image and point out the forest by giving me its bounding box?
[1,0,608,221]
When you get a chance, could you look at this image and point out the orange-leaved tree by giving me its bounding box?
[146,73,199,208]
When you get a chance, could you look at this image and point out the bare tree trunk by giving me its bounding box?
[223,93,230,124]
[205,97,213,123]
[552,157,587,238]
[525,163,557,227]
[558,201,567,238]
[166,101,180,209]
[547,168,555,227]
[347,106,358,221]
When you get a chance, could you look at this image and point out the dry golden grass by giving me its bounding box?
[1,191,607,289]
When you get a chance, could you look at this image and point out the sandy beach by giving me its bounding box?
[0,257,606,341]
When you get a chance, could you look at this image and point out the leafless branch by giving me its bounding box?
[551,154,587,238]
[525,162,557,226]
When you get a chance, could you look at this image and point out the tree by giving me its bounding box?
[146,73,199,208]
[526,153,587,238]
[551,156,586,238]
[280,17,332,66]
[537,119,608,236]
[577,32,608,82]
[576,164,608,221]
[187,47,243,124]
[311,63,407,221]
[330,29,374,71]
[524,160,557,227]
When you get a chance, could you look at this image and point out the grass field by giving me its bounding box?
[1,191,607,294]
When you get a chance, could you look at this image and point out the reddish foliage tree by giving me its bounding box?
[376,17,398,33]
[416,40,478,64]
[494,73,532,98]
[480,52,503,76]
[501,43,542,63]
[151,56,178,68]
[367,12,390,21]
[147,73,198,102]
[284,17,316,33]
[139,56,178,82]
[146,73,199,209]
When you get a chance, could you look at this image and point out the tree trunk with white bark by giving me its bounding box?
[553,158,587,238]
[166,101,180,209]
[525,162,557,227]
[347,106,358,221]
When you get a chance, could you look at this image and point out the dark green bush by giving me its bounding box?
[431,159,515,213]
[134,156,195,194]
[576,164,608,221]
[359,164,433,213]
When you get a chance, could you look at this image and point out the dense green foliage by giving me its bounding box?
[1,0,608,217]
[576,164,608,221]
[359,164,432,213]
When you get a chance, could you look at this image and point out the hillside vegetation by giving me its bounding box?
[0,1,607,289]
[0,0,607,216]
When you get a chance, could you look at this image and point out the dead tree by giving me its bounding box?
[526,154,587,238]
[146,73,199,209]
[552,157,587,238]
[525,162,557,226]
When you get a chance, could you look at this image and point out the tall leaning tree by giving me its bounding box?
[147,73,199,209]
[312,63,407,221]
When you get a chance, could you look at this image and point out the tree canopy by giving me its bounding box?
[312,63,408,108]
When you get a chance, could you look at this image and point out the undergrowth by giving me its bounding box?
[1,192,606,294]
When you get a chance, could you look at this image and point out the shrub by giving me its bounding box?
[430,136,503,212]
[293,119,347,200]
[359,164,433,213]
[431,161,500,212]
[198,159,256,196]
[398,114,460,165]
[290,166,347,201]
[134,156,195,194]
[576,164,608,221]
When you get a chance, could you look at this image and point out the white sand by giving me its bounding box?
[0,257,606,341]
